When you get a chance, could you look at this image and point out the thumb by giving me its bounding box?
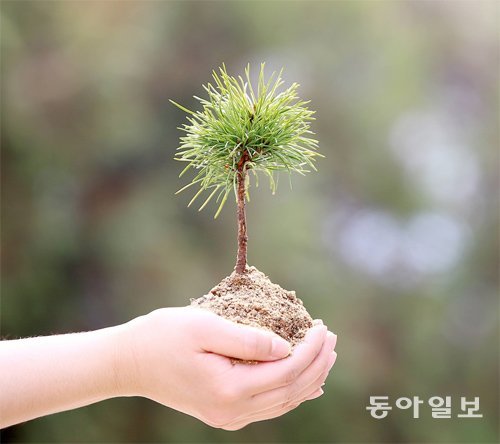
[199,314,291,361]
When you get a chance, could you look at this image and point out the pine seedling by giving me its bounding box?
[170,63,322,274]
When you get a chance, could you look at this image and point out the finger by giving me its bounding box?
[287,350,336,404]
[286,339,337,404]
[330,330,338,350]
[222,401,302,431]
[224,386,326,431]
[197,312,291,361]
[249,333,336,411]
[234,324,327,394]
[305,387,324,401]
[289,346,336,400]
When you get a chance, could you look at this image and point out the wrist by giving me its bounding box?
[104,321,144,398]
[116,308,181,400]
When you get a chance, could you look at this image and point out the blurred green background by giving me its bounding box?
[1,0,498,443]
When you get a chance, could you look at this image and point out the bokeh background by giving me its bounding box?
[1,0,498,443]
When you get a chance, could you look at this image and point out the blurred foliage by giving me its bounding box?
[1,1,498,443]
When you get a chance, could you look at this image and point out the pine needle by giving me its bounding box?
[171,63,321,217]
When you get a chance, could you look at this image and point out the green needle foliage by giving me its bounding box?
[170,63,322,218]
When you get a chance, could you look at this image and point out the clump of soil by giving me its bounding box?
[191,266,313,350]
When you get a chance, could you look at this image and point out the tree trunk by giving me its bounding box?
[235,152,249,274]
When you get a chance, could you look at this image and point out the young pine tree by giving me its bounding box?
[170,63,322,274]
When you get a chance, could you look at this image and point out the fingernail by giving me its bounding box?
[327,332,337,350]
[328,351,337,369]
[305,324,327,340]
[306,388,324,401]
[313,319,323,326]
[271,337,291,358]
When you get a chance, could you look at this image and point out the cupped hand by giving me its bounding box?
[121,307,337,430]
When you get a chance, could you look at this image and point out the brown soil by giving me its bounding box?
[191,266,313,353]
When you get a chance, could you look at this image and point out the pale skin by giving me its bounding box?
[0,306,337,431]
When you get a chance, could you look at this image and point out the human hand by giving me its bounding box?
[119,307,337,430]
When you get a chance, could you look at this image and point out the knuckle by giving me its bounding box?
[317,375,327,390]
[280,399,291,410]
[243,332,266,358]
[282,366,300,385]
[280,385,298,409]
[204,410,234,429]
[218,384,241,404]
[222,423,246,431]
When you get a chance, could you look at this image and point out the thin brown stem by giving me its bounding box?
[235,150,249,274]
